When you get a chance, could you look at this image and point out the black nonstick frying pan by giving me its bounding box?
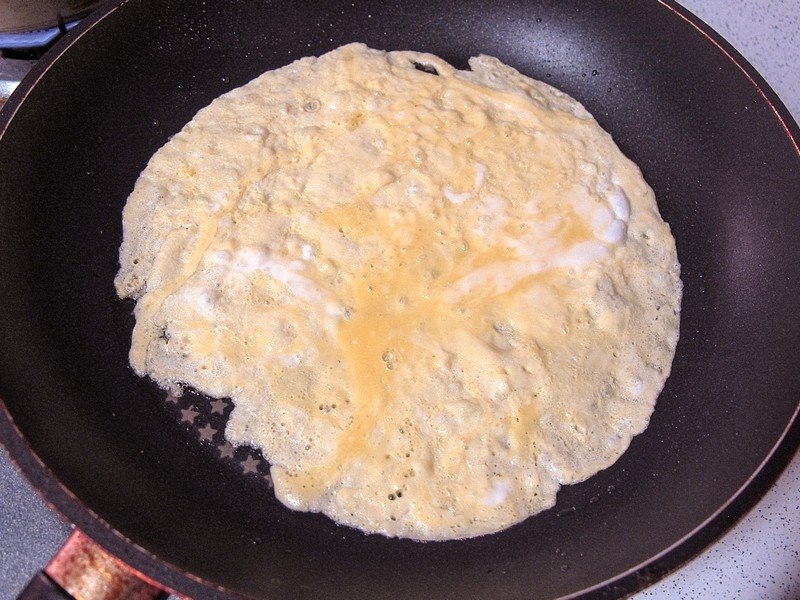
[1,0,799,598]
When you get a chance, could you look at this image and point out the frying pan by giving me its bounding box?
[1,0,799,598]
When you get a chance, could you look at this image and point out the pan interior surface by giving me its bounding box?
[0,0,799,598]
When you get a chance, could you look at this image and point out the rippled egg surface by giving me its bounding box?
[115,44,682,540]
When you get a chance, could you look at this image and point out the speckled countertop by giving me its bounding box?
[1,0,799,598]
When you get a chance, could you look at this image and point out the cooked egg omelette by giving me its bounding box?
[115,43,681,540]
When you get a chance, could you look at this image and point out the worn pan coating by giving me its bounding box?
[1,0,799,598]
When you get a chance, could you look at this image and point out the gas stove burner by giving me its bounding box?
[0,20,79,107]
[0,20,79,51]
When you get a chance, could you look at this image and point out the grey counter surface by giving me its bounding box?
[1,0,799,598]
